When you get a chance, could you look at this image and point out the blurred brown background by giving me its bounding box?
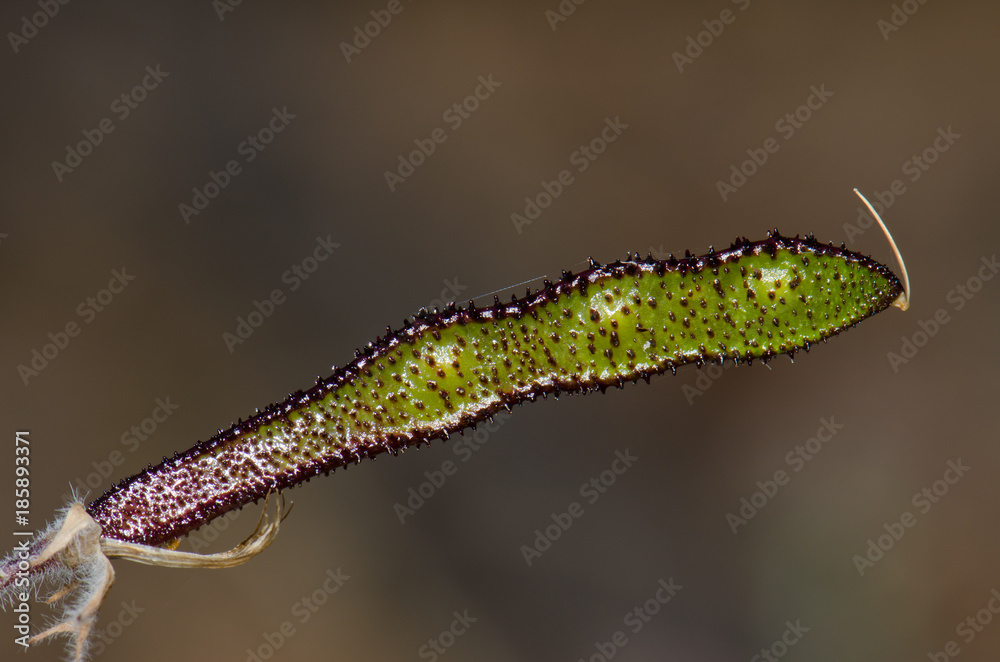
[2,1,998,660]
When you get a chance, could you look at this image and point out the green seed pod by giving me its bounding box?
[315,232,902,432]
[2,191,910,662]
[87,231,905,546]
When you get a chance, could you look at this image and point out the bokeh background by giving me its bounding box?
[2,1,998,660]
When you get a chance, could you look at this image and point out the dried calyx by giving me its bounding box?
[0,496,286,661]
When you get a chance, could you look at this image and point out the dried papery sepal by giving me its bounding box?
[1,496,286,660]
